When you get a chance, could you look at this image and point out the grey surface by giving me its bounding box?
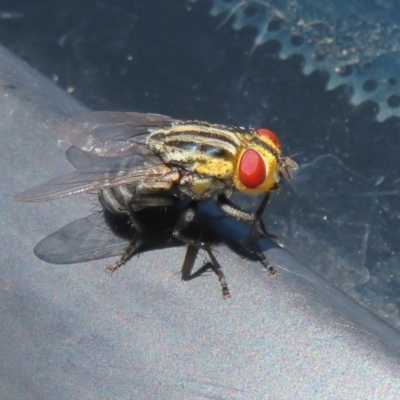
[1,43,400,399]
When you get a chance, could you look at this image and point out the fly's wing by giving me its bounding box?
[59,111,180,157]
[15,152,176,202]
[65,146,100,169]
[65,145,162,170]
[34,207,187,264]
[34,212,130,264]
[15,111,186,202]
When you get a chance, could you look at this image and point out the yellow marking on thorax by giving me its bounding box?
[194,158,234,180]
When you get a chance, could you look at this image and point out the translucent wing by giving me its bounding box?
[15,152,175,202]
[59,111,180,157]
[34,207,186,264]
[65,145,101,169]
[34,212,131,264]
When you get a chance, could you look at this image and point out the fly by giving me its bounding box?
[15,111,298,298]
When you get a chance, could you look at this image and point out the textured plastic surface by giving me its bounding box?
[2,44,400,399]
[204,0,400,121]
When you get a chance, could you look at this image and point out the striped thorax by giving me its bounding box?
[147,121,296,198]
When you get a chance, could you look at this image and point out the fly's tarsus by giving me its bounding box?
[256,249,277,276]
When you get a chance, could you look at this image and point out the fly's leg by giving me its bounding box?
[181,246,228,292]
[174,204,231,299]
[248,193,277,275]
[218,193,276,240]
[218,194,277,275]
[254,247,277,275]
[126,201,145,233]
[107,231,144,274]
[250,192,276,241]
[181,245,216,281]
[181,245,200,280]
[101,193,145,273]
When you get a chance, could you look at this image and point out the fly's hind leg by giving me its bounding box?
[106,231,144,274]
[106,194,166,273]
[106,200,145,274]
[174,204,231,299]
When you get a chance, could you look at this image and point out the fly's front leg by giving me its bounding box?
[252,247,276,275]
[250,192,277,241]
[218,193,276,240]
[173,203,231,299]
[218,194,276,275]
[247,192,278,275]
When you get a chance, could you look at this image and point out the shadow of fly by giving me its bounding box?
[15,112,297,298]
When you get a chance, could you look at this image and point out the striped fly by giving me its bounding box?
[15,111,298,298]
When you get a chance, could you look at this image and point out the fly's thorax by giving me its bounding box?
[179,173,230,199]
[147,121,241,177]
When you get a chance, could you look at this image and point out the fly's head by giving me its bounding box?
[233,128,298,194]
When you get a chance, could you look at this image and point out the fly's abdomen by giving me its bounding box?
[99,184,179,215]
[99,186,134,214]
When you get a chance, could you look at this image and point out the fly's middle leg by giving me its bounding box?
[173,203,231,299]
[181,245,218,283]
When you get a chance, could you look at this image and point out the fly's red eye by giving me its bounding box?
[238,149,266,188]
[257,128,280,148]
